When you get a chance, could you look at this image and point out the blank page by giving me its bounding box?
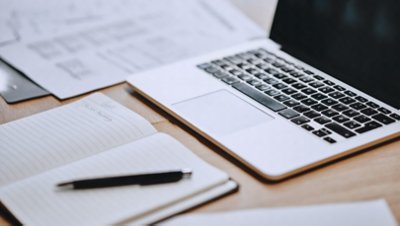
[0,133,228,225]
[0,93,156,186]
[163,199,398,226]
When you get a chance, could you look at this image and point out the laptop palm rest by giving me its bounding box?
[172,90,274,136]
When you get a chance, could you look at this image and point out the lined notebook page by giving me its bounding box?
[0,93,156,186]
[0,133,228,225]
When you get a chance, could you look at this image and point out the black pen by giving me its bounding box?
[57,169,192,190]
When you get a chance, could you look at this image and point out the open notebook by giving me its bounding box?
[0,93,237,225]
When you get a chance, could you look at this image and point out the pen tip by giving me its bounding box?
[57,182,72,187]
[182,168,193,176]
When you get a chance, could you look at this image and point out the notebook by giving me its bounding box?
[0,93,237,225]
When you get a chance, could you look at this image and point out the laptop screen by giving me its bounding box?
[270,0,400,109]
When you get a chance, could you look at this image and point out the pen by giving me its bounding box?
[57,169,192,190]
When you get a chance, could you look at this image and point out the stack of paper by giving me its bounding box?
[0,0,264,99]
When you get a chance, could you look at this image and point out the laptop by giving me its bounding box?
[127,0,400,180]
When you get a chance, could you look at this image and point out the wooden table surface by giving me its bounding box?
[1,1,400,225]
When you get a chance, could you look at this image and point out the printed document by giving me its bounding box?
[0,0,264,99]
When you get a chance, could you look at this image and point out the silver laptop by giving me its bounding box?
[128,1,400,180]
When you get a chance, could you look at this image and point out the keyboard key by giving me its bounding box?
[331,104,349,112]
[255,73,269,80]
[329,92,345,99]
[283,100,300,107]
[264,77,279,85]
[304,70,314,75]
[274,73,288,79]
[246,68,259,75]
[273,83,288,90]
[213,71,230,79]
[237,63,251,69]
[344,90,357,97]
[197,63,213,69]
[321,109,339,117]
[354,96,368,103]
[265,89,280,96]
[304,110,321,119]
[256,64,269,70]
[289,71,303,78]
[377,107,391,114]
[282,88,297,95]
[292,83,307,89]
[302,98,317,106]
[321,98,338,106]
[326,123,356,138]
[229,69,242,76]
[293,105,310,113]
[232,83,286,112]
[204,66,221,74]
[361,108,378,116]
[313,75,324,80]
[273,62,284,68]
[222,65,234,71]
[320,128,332,135]
[366,101,379,108]
[313,129,327,137]
[324,137,337,144]
[256,84,270,91]
[372,114,395,125]
[319,87,335,93]
[309,81,324,88]
[281,66,294,73]
[342,109,360,117]
[333,85,346,91]
[282,78,297,84]
[323,80,335,86]
[355,121,382,133]
[354,115,370,123]
[343,121,361,129]
[302,124,314,131]
[292,93,307,100]
[247,79,262,86]
[311,93,327,101]
[333,115,350,123]
[265,67,279,75]
[349,102,366,110]
[314,117,332,124]
[302,88,317,95]
[299,76,314,83]
[311,103,328,112]
[339,97,356,105]
[222,76,240,85]
[279,109,300,119]
[291,116,310,125]
[274,95,290,102]
[390,113,400,120]
[238,74,252,81]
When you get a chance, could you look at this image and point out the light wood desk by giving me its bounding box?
[1,1,400,225]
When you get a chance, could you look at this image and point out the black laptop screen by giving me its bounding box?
[270,0,400,109]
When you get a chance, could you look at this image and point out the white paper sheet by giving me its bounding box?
[0,0,264,99]
[163,199,398,226]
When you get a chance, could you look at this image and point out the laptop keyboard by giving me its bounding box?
[197,48,399,144]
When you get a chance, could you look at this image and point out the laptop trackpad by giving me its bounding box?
[172,90,274,136]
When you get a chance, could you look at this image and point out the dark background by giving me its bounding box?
[271,0,400,109]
